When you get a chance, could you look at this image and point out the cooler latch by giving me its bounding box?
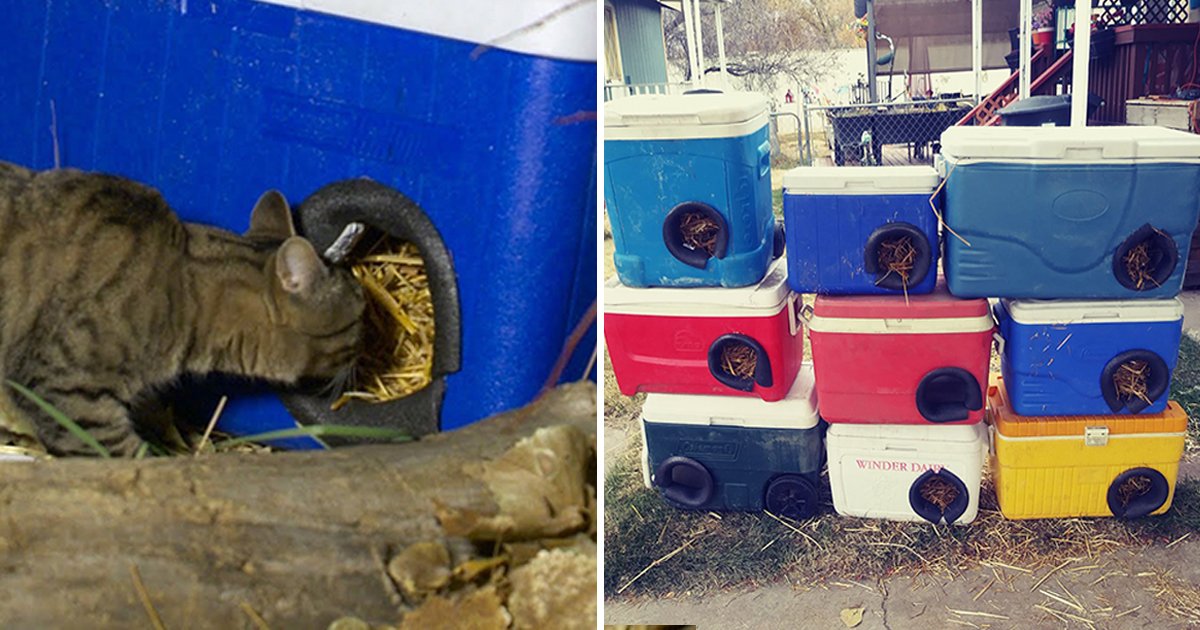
[1084,426,1109,447]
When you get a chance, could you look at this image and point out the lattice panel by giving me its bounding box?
[1092,0,1188,26]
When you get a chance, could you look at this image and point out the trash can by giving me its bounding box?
[998,94,1103,126]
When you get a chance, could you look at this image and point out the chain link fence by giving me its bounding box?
[797,97,976,167]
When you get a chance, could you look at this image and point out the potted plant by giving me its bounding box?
[1032,3,1055,49]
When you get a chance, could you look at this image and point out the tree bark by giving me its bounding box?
[0,382,597,630]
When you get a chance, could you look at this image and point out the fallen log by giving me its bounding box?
[0,382,597,629]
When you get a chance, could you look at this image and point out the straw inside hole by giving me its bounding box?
[1123,233,1167,291]
[1113,359,1152,406]
[679,210,720,256]
[720,342,757,381]
[1117,473,1153,508]
[331,233,436,410]
[918,475,959,514]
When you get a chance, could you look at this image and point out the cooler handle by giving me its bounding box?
[757,141,771,178]
[799,303,815,325]
[992,332,1006,355]
[787,294,801,336]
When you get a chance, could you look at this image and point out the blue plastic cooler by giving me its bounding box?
[605,92,778,288]
[996,298,1184,416]
[0,0,597,443]
[783,165,940,295]
[940,126,1200,299]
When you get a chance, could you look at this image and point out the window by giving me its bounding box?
[605,3,625,84]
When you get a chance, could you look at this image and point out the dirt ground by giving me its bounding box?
[602,230,1200,629]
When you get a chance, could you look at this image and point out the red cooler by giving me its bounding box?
[806,286,993,424]
[605,259,803,401]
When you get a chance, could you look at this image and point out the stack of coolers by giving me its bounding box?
[604,91,823,520]
[783,166,993,525]
[940,125,1200,520]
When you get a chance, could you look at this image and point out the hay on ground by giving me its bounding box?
[332,237,436,409]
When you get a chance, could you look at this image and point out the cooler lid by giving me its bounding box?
[782,165,940,194]
[988,377,1188,437]
[1002,298,1184,325]
[940,125,1200,162]
[605,257,791,316]
[807,284,993,334]
[605,92,769,141]
[641,363,819,429]
[827,421,985,444]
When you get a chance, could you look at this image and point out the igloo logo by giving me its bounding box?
[855,459,944,473]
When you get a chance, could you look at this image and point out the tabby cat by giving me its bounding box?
[0,161,365,456]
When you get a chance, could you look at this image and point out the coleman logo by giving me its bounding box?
[673,330,703,352]
[855,459,944,473]
[681,441,737,460]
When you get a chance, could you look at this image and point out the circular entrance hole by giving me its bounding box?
[1114,224,1177,291]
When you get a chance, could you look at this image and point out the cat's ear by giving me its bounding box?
[275,237,328,294]
[246,190,296,241]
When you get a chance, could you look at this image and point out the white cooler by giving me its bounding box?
[826,423,988,525]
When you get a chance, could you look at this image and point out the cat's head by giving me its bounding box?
[247,191,366,382]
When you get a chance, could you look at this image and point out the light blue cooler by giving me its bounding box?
[940,126,1200,299]
[783,166,940,295]
[605,92,780,288]
[996,298,1184,416]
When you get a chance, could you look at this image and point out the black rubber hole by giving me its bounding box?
[662,202,728,269]
[917,475,960,516]
[1114,224,1177,291]
[1100,350,1169,414]
[863,222,932,290]
[915,368,982,423]
[1107,467,1170,519]
[707,334,773,393]
[655,456,715,508]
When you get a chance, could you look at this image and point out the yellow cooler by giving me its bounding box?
[988,377,1187,520]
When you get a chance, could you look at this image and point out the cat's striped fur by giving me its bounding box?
[0,161,365,456]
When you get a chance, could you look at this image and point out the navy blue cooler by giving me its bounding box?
[640,363,825,519]
[783,165,941,295]
[996,298,1184,416]
[605,92,780,288]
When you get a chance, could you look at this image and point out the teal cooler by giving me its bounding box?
[640,363,825,520]
[605,92,778,288]
[940,126,1200,299]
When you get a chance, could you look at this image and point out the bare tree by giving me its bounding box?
[665,0,859,94]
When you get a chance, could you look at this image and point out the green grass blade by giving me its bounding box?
[6,380,111,458]
[215,424,413,450]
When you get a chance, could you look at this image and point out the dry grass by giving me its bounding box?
[875,235,917,290]
[333,236,435,408]
[719,343,757,380]
[1113,359,1151,406]
[1124,240,1161,291]
[678,211,720,257]
[918,475,960,513]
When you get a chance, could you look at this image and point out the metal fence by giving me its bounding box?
[798,97,976,167]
